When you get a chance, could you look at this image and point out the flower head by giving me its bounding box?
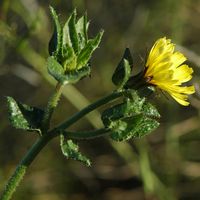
[144,37,195,106]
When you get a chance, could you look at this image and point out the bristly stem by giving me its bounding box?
[41,82,63,132]
[0,90,124,200]
[0,134,51,200]
[51,90,124,134]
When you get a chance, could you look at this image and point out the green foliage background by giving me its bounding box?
[0,0,200,199]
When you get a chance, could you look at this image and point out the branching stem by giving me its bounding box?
[0,90,124,200]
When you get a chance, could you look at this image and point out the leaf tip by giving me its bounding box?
[49,5,56,16]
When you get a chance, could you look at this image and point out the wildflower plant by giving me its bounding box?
[0,6,195,200]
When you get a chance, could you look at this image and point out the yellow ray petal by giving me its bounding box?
[170,92,190,106]
[144,37,195,106]
[173,65,193,84]
[170,52,187,70]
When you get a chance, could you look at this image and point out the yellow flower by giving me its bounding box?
[144,37,195,106]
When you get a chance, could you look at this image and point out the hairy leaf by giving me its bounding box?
[77,30,104,69]
[60,135,91,166]
[68,10,79,53]
[112,48,133,88]
[101,90,160,141]
[47,56,90,84]
[47,56,65,83]
[49,6,62,57]
[62,45,77,71]
[75,13,89,49]
[110,115,159,141]
[7,97,44,133]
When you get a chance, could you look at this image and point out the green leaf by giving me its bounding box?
[62,45,77,71]
[63,10,88,54]
[112,48,133,88]
[133,117,160,138]
[47,56,65,83]
[60,135,91,166]
[101,91,146,127]
[68,10,79,53]
[47,56,90,84]
[110,115,159,141]
[77,30,104,69]
[101,90,160,141]
[118,59,132,89]
[110,115,143,141]
[142,102,161,118]
[75,13,89,49]
[63,18,72,48]
[49,6,62,57]
[62,11,90,57]
[63,65,91,84]
[125,90,146,114]
[7,97,44,133]
[127,90,160,118]
[101,102,127,127]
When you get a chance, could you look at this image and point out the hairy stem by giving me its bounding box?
[0,135,51,200]
[51,90,124,134]
[42,83,63,131]
[0,90,124,200]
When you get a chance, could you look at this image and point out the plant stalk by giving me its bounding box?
[42,82,63,131]
[0,135,51,200]
[63,128,110,140]
[51,90,124,133]
[0,90,124,200]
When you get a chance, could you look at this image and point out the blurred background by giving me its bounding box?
[0,0,200,199]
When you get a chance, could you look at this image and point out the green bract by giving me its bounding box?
[101,90,160,141]
[48,6,103,84]
[112,48,133,89]
[60,134,91,166]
